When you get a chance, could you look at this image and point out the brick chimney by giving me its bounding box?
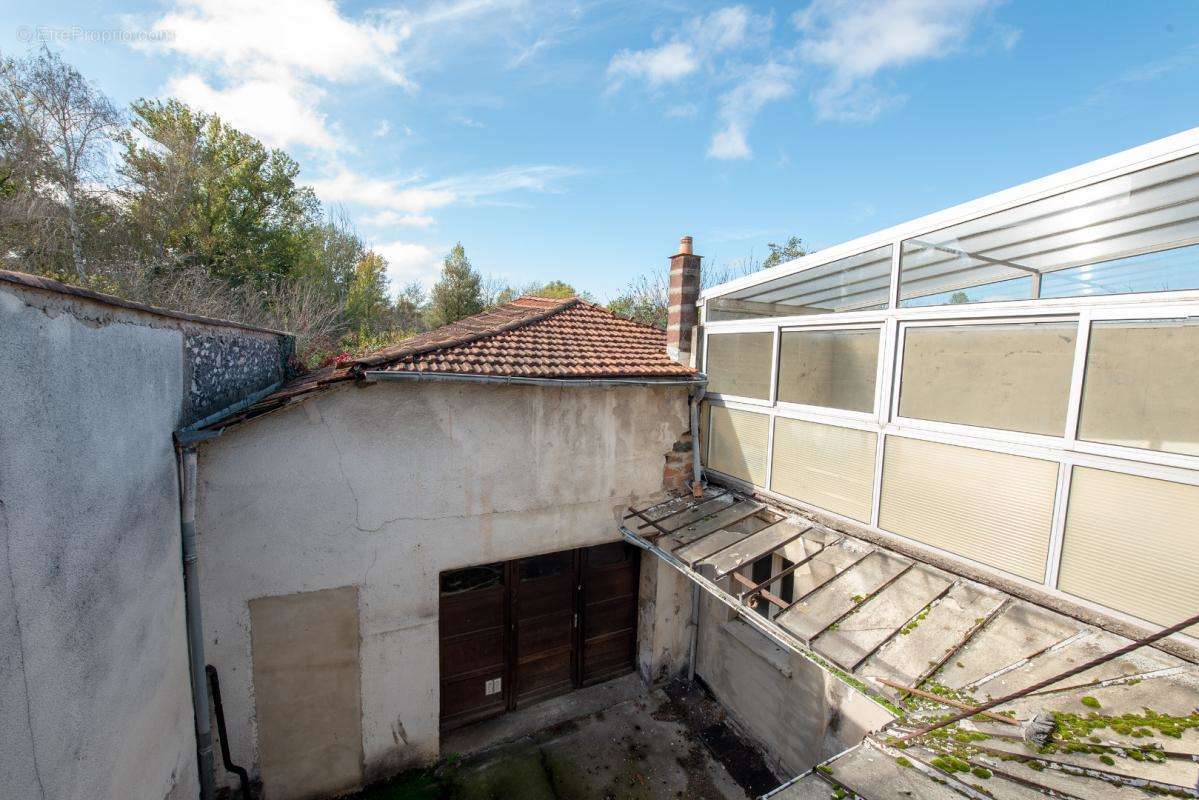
[666,235,701,366]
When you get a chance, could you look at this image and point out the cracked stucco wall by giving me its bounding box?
[194,380,690,796]
[0,278,294,800]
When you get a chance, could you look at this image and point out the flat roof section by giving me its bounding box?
[621,488,1199,800]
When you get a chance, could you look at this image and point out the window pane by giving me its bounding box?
[440,563,505,595]
[879,436,1056,582]
[770,417,876,522]
[519,551,573,581]
[587,542,631,567]
[1059,467,1199,634]
[899,153,1199,306]
[1077,319,1199,457]
[706,406,769,486]
[898,322,1076,436]
[777,328,879,412]
[707,244,893,320]
[705,332,773,399]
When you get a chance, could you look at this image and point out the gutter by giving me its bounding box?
[362,370,707,389]
[174,380,284,446]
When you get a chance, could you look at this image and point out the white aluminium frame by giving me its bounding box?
[696,129,1199,630]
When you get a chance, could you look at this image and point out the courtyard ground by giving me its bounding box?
[356,679,782,800]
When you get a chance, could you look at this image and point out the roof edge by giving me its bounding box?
[0,268,291,336]
[353,296,580,368]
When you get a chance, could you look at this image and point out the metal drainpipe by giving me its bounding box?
[688,381,706,498]
[181,448,215,800]
[687,584,701,683]
[686,380,706,682]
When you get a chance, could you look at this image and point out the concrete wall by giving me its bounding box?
[0,274,291,800]
[694,592,893,777]
[194,381,690,796]
[636,557,694,685]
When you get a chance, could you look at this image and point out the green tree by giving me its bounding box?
[118,98,321,287]
[0,48,120,280]
[344,251,390,335]
[392,281,428,332]
[528,280,580,299]
[301,210,365,304]
[429,243,483,326]
[761,236,805,270]
[483,278,589,309]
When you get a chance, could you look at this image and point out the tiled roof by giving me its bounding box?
[363,296,693,378]
[202,296,694,430]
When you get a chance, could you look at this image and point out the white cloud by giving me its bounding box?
[794,0,1004,120]
[311,170,456,214]
[606,5,771,94]
[144,0,411,86]
[1062,43,1198,115]
[361,210,437,229]
[309,164,581,224]
[607,5,782,158]
[607,42,700,91]
[688,5,765,54]
[374,240,442,291]
[166,73,342,151]
[138,0,415,153]
[665,103,698,119]
[709,63,794,160]
[374,120,392,138]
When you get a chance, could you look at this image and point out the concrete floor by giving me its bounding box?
[359,680,778,800]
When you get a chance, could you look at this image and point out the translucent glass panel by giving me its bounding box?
[705,332,774,399]
[1060,467,1199,634]
[707,244,894,320]
[899,153,1199,306]
[770,418,876,522]
[898,322,1076,436]
[879,436,1057,581]
[706,406,769,486]
[1078,319,1199,457]
[777,328,879,413]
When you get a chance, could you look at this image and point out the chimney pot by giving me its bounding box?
[667,235,701,366]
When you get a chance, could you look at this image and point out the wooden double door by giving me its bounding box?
[438,542,640,731]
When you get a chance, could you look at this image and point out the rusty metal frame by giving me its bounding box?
[809,562,917,644]
[846,579,957,672]
[619,520,899,719]
[736,536,833,600]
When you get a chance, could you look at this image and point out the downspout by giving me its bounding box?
[687,379,707,682]
[180,448,215,800]
[688,380,706,499]
[172,384,281,800]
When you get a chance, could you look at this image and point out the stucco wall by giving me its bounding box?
[694,592,894,776]
[194,380,690,795]
[0,275,292,800]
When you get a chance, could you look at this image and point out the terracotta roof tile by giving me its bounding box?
[206,295,694,430]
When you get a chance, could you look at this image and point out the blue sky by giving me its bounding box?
[6,1,1199,300]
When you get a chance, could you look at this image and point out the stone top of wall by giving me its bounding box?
[1,268,297,426]
[0,268,289,336]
